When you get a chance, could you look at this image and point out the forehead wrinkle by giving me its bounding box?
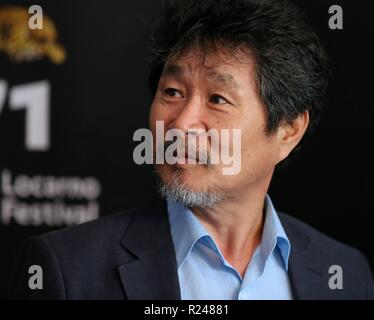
[160,60,206,85]
[162,59,241,91]
[205,69,239,89]
[161,64,183,78]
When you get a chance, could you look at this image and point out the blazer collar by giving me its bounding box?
[279,213,328,300]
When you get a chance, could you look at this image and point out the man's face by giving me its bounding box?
[149,48,281,202]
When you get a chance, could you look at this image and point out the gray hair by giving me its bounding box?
[158,169,226,209]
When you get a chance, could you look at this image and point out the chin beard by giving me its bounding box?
[157,168,226,209]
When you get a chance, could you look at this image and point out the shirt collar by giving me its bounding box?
[167,198,210,268]
[260,194,291,270]
[167,194,291,271]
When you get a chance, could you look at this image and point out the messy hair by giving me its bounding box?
[148,0,329,135]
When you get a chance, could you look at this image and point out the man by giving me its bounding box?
[9,0,374,299]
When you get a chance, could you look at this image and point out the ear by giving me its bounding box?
[276,110,309,163]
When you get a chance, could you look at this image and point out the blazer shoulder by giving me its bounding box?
[278,211,364,257]
[279,212,373,277]
[9,208,145,299]
[39,207,140,246]
[279,212,374,299]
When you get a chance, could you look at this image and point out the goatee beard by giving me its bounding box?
[157,169,226,209]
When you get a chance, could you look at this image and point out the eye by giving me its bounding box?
[209,94,229,105]
[163,88,183,98]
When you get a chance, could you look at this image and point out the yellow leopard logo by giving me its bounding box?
[0,6,66,64]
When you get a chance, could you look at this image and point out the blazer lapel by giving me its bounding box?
[280,214,329,299]
[118,197,181,300]
[288,247,327,299]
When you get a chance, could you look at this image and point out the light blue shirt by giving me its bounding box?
[167,194,293,300]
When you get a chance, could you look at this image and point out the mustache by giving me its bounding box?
[157,138,212,166]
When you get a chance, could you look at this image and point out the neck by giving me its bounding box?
[191,178,271,278]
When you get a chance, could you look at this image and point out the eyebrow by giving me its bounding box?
[161,64,239,90]
[205,70,239,89]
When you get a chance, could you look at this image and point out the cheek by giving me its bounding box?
[241,131,277,174]
[149,98,173,129]
[149,100,159,128]
[155,163,174,182]
[149,103,165,137]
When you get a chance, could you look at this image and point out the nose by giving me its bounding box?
[167,96,207,133]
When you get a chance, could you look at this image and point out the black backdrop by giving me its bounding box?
[0,0,373,299]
